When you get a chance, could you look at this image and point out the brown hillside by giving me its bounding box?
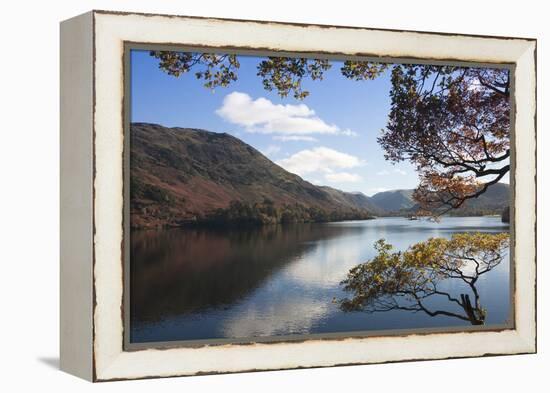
[130,123,377,228]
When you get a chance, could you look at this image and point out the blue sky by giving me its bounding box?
[131,50,420,196]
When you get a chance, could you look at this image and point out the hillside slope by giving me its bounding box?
[130,123,375,228]
[369,189,415,212]
[369,184,510,216]
[319,187,385,215]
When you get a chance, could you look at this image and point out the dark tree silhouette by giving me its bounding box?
[339,233,509,325]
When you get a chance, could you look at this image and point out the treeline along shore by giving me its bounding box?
[129,123,510,229]
[132,198,374,229]
[191,199,374,227]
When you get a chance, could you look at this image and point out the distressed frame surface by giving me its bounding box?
[122,43,518,350]
[60,10,537,382]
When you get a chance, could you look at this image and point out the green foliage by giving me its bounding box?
[199,199,373,227]
[340,232,510,325]
[340,61,388,80]
[150,50,390,100]
[150,51,240,90]
[256,57,332,99]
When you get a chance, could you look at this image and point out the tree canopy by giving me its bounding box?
[380,65,510,215]
[150,51,510,214]
[195,199,373,227]
[339,232,510,325]
[150,51,386,99]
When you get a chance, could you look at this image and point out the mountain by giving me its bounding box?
[369,189,415,212]
[319,187,385,215]
[130,123,510,228]
[369,183,510,216]
[130,123,375,228]
[457,182,510,210]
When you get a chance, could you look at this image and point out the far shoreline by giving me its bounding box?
[129,214,511,231]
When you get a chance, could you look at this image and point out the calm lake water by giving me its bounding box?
[130,216,511,343]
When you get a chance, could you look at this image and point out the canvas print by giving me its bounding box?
[128,49,512,345]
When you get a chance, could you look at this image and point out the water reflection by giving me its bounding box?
[340,234,510,325]
[130,217,510,343]
[131,224,364,324]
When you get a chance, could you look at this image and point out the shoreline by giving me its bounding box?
[129,214,511,231]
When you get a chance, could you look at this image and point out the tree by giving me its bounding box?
[150,51,240,89]
[379,65,510,215]
[256,57,332,99]
[150,51,384,99]
[150,51,510,213]
[340,233,509,325]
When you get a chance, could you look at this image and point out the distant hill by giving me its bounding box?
[368,183,510,216]
[369,189,415,212]
[456,182,510,210]
[130,123,375,228]
[130,123,510,227]
[319,187,385,216]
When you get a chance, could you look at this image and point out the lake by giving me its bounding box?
[129,216,511,344]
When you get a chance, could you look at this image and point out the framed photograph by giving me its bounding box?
[60,10,537,381]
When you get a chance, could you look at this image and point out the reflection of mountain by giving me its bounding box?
[131,217,510,342]
[130,123,376,228]
[221,238,365,338]
[130,223,368,331]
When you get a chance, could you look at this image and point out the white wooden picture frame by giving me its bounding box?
[60,10,536,381]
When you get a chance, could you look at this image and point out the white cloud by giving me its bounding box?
[223,298,330,338]
[276,147,364,177]
[216,92,357,136]
[273,135,318,142]
[261,145,281,157]
[377,168,407,176]
[340,129,359,137]
[325,172,362,183]
[368,187,388,195]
